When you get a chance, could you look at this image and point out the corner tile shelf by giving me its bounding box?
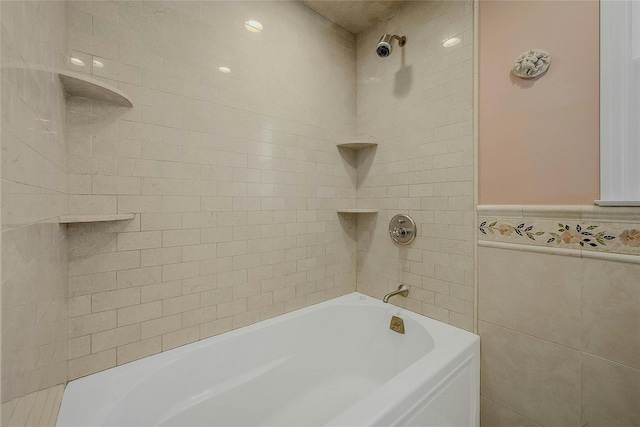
[58,70,133,107]
[337,209,378,214]
[59,214,135,224]
[5,64,133,107]
[337,141,378,150]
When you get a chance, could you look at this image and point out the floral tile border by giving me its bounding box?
[478,218,640,256]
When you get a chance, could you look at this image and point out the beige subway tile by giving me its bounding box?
[68,174,91,194]
[201,288,233,307]
[117,231,162,251]
[93,136,142,159]
[68,336,91,359]
[117,158,163,178]
[232,309,260,329]
[92,175,141,195]
[69,251,140,276]
[162,326,199,351]
[232,282,261,300]
[422,303,449,323]
[68,295,91,318]
[217,298,247,319]
[140,247,181,267]
[68,229,117,257]
[261,302,285,320]
[140,213,182,231]
[68,349,116,380]
[200,317,232,339]
[117,196,162,213]
[140,314,182,339]
[117,337,162,365]
[162,261,199,282]
[182,274,218,295]
[162,294,200,316]
[162,229,200,247]
[182,243,216,262]
[435,293,465,314]
[69,154,117,176]
[68,195,117,215]
[162,196,200,212]
[117,301,162,326]
[91,324,140,353]
[92,288,141,312]
[248,293,273,310]
[142,178,182,196]
[182,212,218,229]
[162,162,200,180]
[69,310,116,338]
[182,306,218,328]
[117,266,162,288]
[140,280,182,303]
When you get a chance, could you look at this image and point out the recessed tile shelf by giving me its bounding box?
[336,141,378,150]
[58,70,133,107]
[59,213,135,224]
[337,209,378,214]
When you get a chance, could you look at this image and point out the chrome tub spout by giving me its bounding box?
[383,285,409,303]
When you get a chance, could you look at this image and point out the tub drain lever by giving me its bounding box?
[390,316,405,334]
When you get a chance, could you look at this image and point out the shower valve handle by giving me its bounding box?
[390,227,410,238]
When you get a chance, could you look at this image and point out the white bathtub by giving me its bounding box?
[57,293,479,426]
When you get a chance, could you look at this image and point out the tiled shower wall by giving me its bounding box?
[355,1,474,331]
[63,1,357,379]
[1,1,68,402]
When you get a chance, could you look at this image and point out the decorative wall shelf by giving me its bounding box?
[337,209,378,214]
[58,70,133,107]
[59,213,135,224]
[337,141,378,150]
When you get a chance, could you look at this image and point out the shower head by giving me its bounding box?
[376,34,407,58]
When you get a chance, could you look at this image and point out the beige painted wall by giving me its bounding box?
[356,0,475,331]
[478,0,600,204]
[0,1,69,403]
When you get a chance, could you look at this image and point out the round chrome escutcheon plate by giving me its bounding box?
[388,214,417,245]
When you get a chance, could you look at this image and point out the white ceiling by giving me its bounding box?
[300,1,407,34]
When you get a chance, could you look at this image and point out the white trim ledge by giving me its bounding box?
[478,205,640,223]
[478,240,640,264]
[594,200,640,207]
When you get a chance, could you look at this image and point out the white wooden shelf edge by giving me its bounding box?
[337,209,378,214]
[59,213,135,224]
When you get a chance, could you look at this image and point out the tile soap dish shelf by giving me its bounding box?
[4,64,133,107]
[58,70,133,107]
[337,141,377,150]
[337,209,378,214]
[59,214,135,224]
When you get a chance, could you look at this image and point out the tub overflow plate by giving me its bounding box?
[388,214,416,245]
